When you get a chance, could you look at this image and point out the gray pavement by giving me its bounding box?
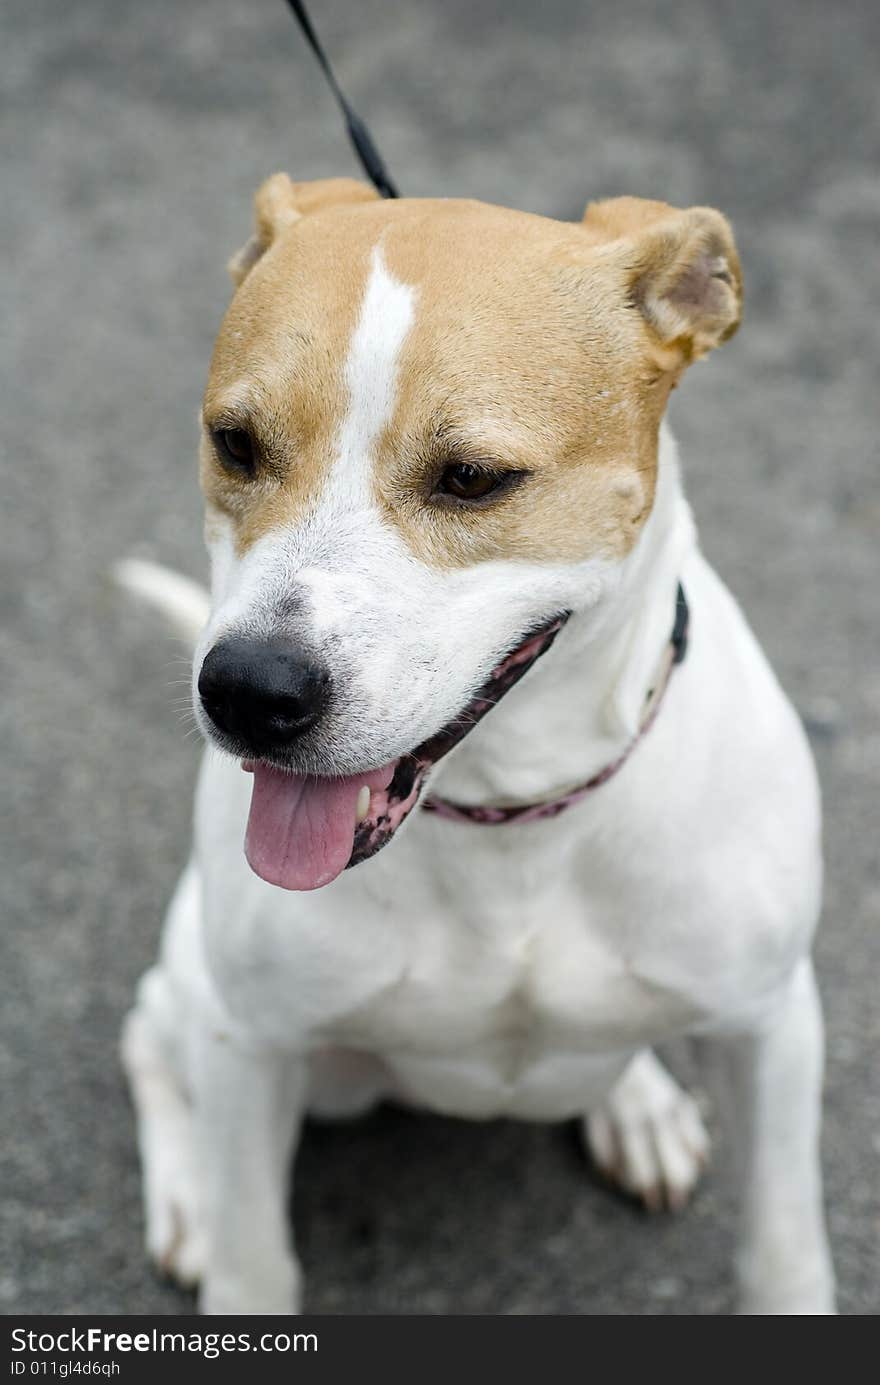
[2,0,878,1315]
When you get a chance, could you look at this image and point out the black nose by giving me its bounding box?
[198,637,332,750]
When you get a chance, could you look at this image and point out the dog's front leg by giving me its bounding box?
[714,957,835,1314]
[194,1030,305,1315]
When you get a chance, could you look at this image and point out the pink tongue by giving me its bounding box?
[244,761,394,892]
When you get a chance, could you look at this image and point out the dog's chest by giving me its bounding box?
[323,888,703,1120]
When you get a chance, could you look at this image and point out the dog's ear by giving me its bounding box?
[583,196,742,366]
[228,174,379,287]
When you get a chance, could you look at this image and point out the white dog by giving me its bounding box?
[119,177,834,1314]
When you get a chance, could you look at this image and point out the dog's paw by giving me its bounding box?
[144,1158,207,1289]
[199,1257,303,1316]
[737,1277,837,1315]
[737,1252,836,1315]
[582,1050,709,1212]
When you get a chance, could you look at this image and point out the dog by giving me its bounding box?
[119,175,835,1314]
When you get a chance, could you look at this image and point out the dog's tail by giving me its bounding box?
[114,558,210,650]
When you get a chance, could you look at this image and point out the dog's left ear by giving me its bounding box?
[583,196,743,366]
[228,174,379,287]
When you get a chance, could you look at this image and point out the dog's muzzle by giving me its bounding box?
[201,612,570,893]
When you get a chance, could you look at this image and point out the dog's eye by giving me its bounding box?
[437,463,503,501]
[213,428,256,477]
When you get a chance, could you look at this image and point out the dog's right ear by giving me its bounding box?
[228,174,379,287]
[582,196,743,369]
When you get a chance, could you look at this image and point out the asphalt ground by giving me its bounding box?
[2,0,878,1314]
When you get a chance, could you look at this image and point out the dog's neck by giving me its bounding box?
[430,424,696,807]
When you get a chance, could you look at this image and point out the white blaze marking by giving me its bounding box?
[332,244,416,506]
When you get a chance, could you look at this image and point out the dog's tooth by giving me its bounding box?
[355,785,371,824]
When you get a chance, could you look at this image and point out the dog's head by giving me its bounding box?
[194,176,741,889]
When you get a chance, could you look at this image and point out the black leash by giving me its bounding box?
[283,0,400,199]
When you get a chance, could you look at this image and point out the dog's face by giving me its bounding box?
[194,177,741,890]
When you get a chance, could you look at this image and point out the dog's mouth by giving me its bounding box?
[241,612,570,891]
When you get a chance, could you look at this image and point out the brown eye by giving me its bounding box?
[437,463,502,501]
[213,428,256,476]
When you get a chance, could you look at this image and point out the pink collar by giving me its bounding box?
[422,584,689,826]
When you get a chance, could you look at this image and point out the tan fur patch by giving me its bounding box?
[202,183,741,569]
